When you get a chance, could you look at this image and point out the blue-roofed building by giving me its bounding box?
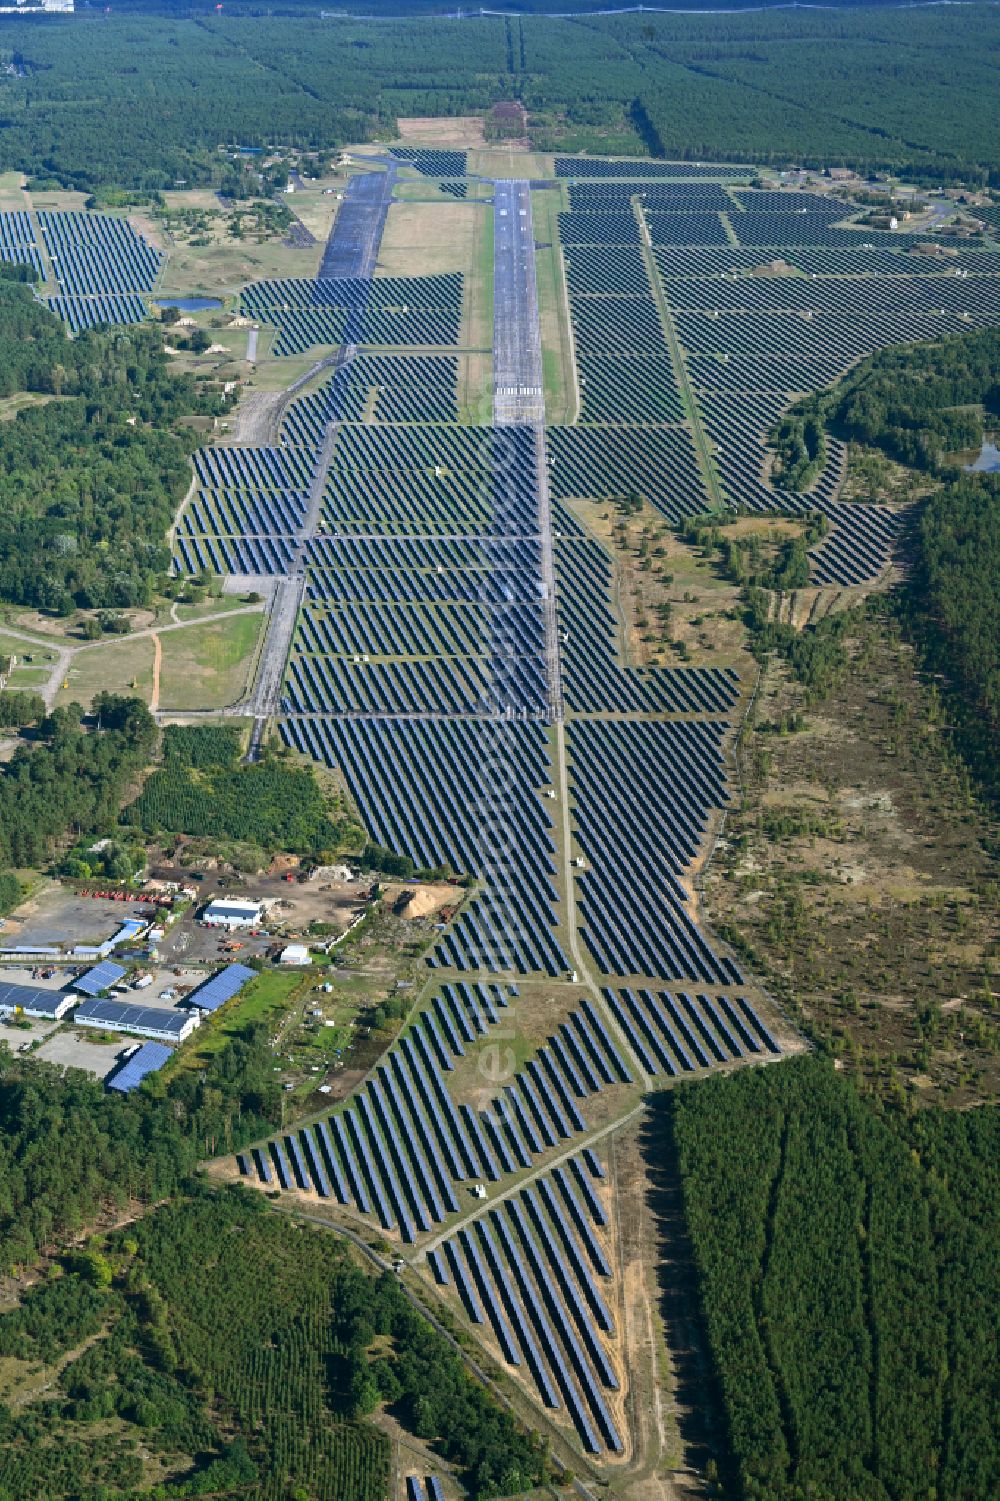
[72,960,127,997]
[186,963,257,1015]
[75,997,200,1042]
[107,1041,174,1094]
[0,980,74,1021]
[104,919,145,953]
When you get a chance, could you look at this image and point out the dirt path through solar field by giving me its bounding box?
[149,631,162,712]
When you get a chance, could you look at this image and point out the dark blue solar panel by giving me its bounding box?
[74,960,127,996]
[187,963,256,1013]
[106,1041,174,1094]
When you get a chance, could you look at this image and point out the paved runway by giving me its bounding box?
[492,179,563,720]
[319,161,398,279]
[493,180,545,426]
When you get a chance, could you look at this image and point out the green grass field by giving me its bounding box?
[157,610,264,711]
[57,637,155,709]
[0,631,58,665]
[170,970,306,1076]
[531,186,576,424]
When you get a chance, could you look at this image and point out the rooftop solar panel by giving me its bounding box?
[186,963,257,1013]
[74,997,193,1038]
[107,1041,174,1094]
[0,980,71,1015]
[73,960,127,997]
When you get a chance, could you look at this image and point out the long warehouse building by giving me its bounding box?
[74,998,200,1043]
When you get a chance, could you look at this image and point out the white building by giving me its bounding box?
[74,998,200,1043]
[201,899,262,930]
[0,981,74,1021]
[278,943,311,966]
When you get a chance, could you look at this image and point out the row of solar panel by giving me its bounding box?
[436,1159,622,1452]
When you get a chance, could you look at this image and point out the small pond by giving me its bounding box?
[153,296,223,312]
[964,440,1000,473]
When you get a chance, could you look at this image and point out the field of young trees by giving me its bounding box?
[128,726,365,856]
[0,1187,548,1500]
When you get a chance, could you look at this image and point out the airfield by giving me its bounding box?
[13,141,1000,1491]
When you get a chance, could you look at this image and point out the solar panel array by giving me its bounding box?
[391,147,468,178]
[33,210,163,330]
[106,1040,174,1094]
[555,158,753,180]
[640,191,1000,584]
[73,960,127,997]
[240,273,463,356]
[74,997,192,1038]
[203,162,805,1467]
[239,960,768,1247]
[174,443,318,577]
[438,1158,622,1452]
[569,719,743,984]
[0,979,71,1013]
[602,987,777,1075]
[187,962,257,1014]
[554,180,1000,586]
[0,209,162,329]
[0,210,44,279]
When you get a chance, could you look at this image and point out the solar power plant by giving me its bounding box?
[237,978,649,1394]
[555,158,754,179]
[620,190,1000,584]
[391,147,468,178]
[205,156,1000,1467]
[31,210,164,329]
[0,210,45,279]
[240,272,464,355]
[38,210,162,294]
[434,1163,624,1452]
[173,444,318,577]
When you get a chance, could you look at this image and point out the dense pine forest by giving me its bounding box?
[0,283,227,611]
[0,7,1000,187]
[0,1015,282,1270]
[664,1057,999,1501]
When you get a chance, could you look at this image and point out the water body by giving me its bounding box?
[153,296,223,312]
[964,439,1000,473]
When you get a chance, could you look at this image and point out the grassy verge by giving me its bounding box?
[168,970,305,1075]
[531,186,575,424]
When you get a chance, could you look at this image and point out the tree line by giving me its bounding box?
[769,325,1000,800]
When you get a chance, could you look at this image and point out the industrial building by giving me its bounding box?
[74,998,200,1043]
[278,944,311,966]
[0,980,74,1021]
[107,1042,174,1095]
[200,899,262,930]
[185,963,257,1014]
